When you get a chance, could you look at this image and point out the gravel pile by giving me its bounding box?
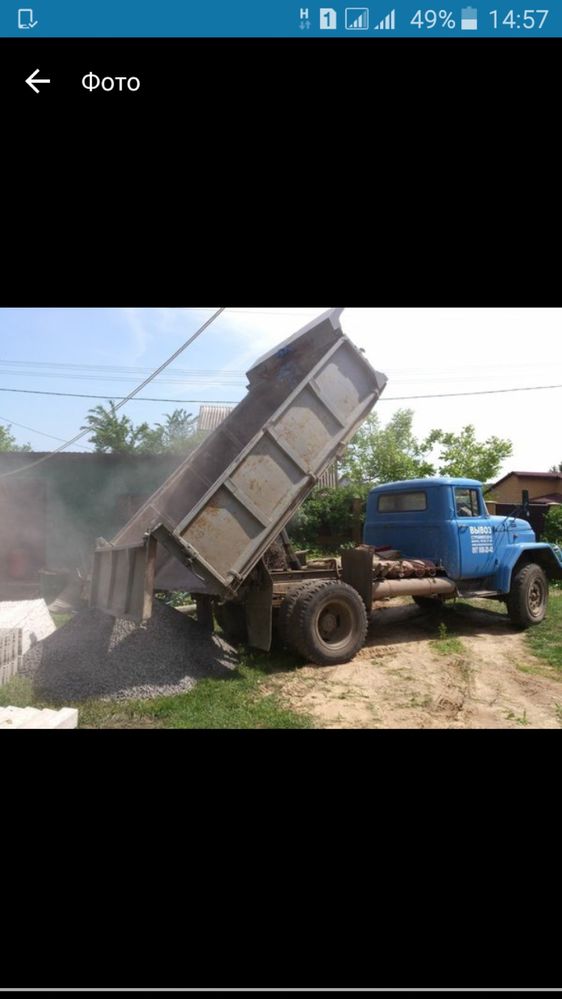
[20,600,238,703]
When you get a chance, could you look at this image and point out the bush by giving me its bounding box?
[155,590,194,607]
[288,485,369,549]
[543,506,562,546]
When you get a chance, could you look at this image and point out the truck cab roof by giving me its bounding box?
[370,477,483,493]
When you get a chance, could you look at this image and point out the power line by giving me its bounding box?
[384,384,562,400]
[0,367,246,384]
[0,413,95,450]
[5,357,558,378]
[1,382,562,407]
[0,363,559,390]
[0,307,226,479]
[2,376,561,455]
[3,356,557,381]
[2,366,559,390]
[0,371,246,384]
[0,359,247,374]
[0,386,241,403]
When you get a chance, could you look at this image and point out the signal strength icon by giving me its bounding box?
[373,8,396,29]
[345,7,369,29]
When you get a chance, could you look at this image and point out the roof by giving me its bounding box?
[197,404,235,432]
[492,470,562,489]
[527,493,562,505]
[371,477,482,492]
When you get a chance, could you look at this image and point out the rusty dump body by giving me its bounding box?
[90,308,388,623]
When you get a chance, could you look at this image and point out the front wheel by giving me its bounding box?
[506,563,548,628]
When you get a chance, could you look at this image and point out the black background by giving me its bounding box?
[3,38,559,304]
[2,36,560,990]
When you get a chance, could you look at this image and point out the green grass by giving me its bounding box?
[408,693,432,708]
[453,592,561,678]
[525,592,562,670]
[515,662,544,677]
[81,648,313,729]
[51,612,73,629]
[0,676,34,708]
[430,621,465,657]
[2,607,312,728]
[2,649,313,729]
[505,709,530,727]
[460,597,508,614]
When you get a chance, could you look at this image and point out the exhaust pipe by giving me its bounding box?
[372,577,457,600]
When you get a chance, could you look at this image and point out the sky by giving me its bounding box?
[0,307,560,479]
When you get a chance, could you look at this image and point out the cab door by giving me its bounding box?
[454,486,495,579]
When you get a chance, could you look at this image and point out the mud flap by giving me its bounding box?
[341,547,373,613]
[244,562,273,651]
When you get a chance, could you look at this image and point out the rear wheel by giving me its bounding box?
[506,563,548,628]
[290,581,368,666]
[278,585,309,647]
[277,580,327,648]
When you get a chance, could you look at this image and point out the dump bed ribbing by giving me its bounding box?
[90,309,387,619]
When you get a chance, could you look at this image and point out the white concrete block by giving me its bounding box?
[0,600,56,656]
[0,705,79,729]
[19,708,60,728]
[50,707,79,729]
[0,706,39,728]
[0,628,22,685]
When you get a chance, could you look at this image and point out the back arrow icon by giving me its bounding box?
[26,68,50,93]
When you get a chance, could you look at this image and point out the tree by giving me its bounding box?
[341,410,513,487]
[289,484,369,549]
[0,424,31,452]
[340,409,435,486]
[428,424,513,482]
[549,462,562,473]
[81,403,202,455]
[543,506,562,545]
[148,409,202,454]
[81,402,153,453]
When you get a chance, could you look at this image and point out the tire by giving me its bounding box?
[277,581,320,647]
[290,580,368,666]
[413,596,444,611]
[506,563,548,628]
[215,601,248,643]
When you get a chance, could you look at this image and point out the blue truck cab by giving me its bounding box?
[364,477,562,626]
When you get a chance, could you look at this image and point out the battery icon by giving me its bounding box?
[461,6,478,29]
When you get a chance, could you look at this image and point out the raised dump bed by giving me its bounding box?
[91,309,387,622]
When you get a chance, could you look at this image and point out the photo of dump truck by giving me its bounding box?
[90,308,562,667]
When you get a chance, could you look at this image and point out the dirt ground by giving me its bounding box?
[265,598,562,729]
